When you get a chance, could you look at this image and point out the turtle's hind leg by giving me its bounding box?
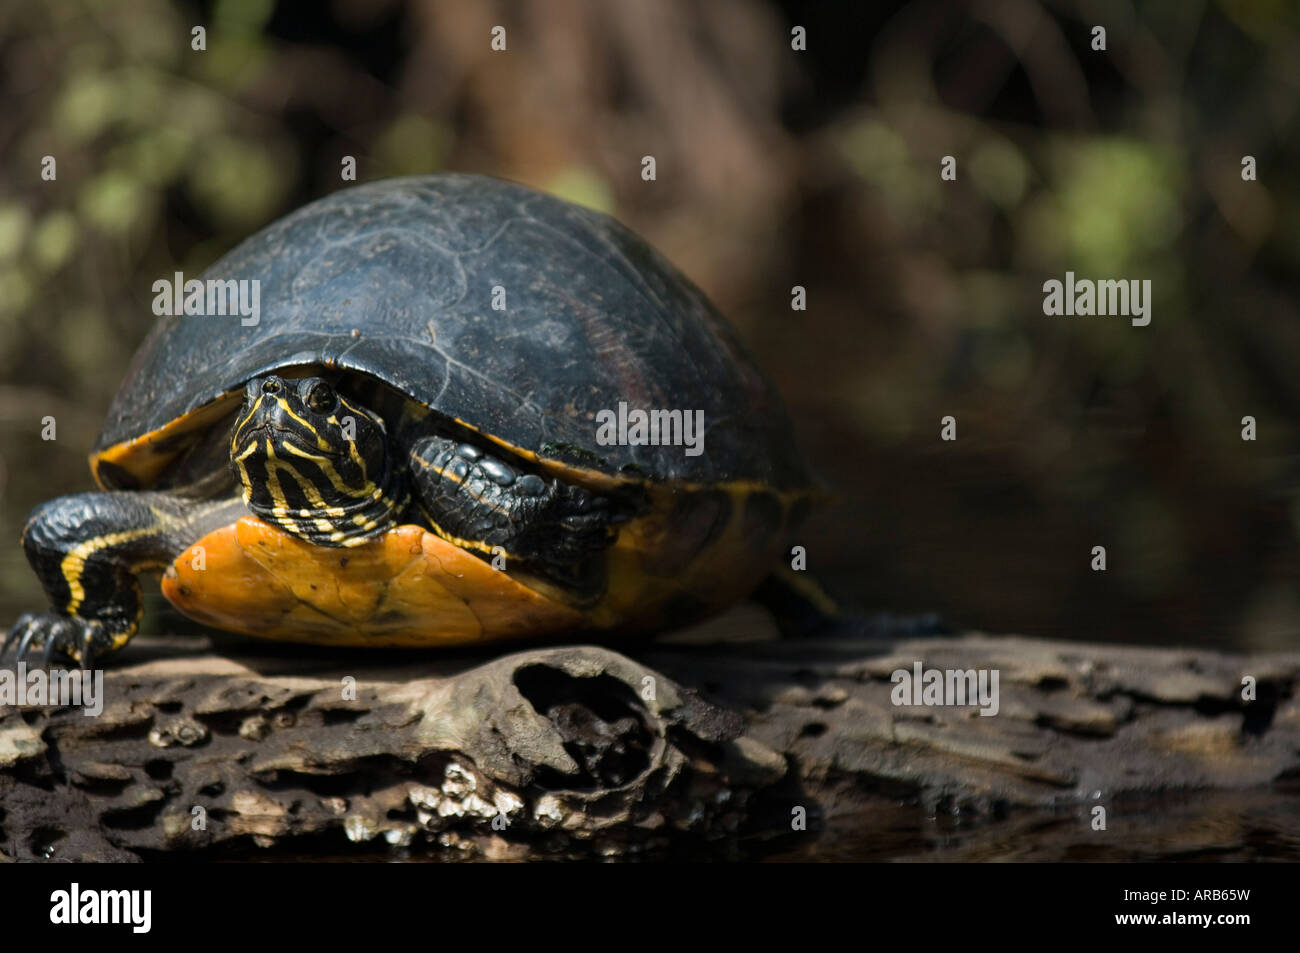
[753,567,948,639]
[6,492,238,666]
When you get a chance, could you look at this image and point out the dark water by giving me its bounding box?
[765,790,1300,862]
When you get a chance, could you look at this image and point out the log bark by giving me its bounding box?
[1,609,1297,861]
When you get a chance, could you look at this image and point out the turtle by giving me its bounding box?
[6,173,817,667]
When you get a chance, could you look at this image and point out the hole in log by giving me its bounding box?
[102,799,166,831]
[30,825,64,859]
[513,665,654,791]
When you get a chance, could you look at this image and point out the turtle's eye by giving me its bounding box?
[304,381,337,414]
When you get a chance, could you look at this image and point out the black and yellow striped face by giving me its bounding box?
[231,375,405,546]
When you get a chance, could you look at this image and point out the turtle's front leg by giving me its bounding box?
[6,492,234,666]
[407,436,619,591]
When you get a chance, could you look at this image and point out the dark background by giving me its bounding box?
[1,0,1298,650]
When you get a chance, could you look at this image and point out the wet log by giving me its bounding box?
[1,608,1296,861]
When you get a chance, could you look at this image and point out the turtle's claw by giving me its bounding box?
[41,625,64,665]
[1,614,30,656]
[3,612,105,668]
[14,622,39,661]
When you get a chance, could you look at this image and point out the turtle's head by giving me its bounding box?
[231,374,404,546]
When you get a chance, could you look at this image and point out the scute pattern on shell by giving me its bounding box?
[96,174,808,489]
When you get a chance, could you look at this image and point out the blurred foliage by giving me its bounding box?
[1,0,1298,649]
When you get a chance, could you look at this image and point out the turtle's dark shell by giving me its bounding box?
[95,174,807,490]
